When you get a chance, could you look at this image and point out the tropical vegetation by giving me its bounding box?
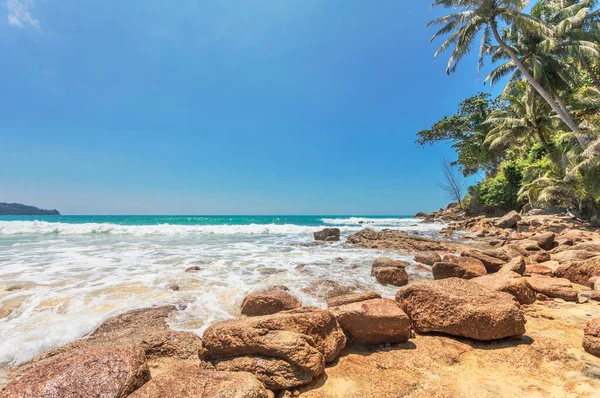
[418,0,600,223]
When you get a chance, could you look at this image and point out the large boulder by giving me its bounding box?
[583,318,600,357]
[433,255,487,280]
[555,257,600,287]
[499,256,526,275]
[526,275,578,302]
[472,272,536,305]
[495,211,522,229]
[2,345,150,398]
[241,286,302,316]
[129,366,270,398]
[371,258,409,287]
[199,308,346,390]
[461,250,506,273]
[414,251,442,266]
[395,278,525,340]
[329,298,411,346]
[327,291,381,307]
[314,228,340,242]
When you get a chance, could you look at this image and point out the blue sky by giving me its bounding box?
[0,0,500,215]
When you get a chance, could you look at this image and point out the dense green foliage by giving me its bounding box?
[419,0,600,220]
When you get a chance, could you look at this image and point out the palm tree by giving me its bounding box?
[428,0,582,133]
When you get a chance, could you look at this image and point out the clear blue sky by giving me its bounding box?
[0,0,500,215]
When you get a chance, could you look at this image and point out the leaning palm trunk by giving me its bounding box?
[490,21,583,137]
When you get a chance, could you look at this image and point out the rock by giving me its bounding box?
[371,266,409,287]
[530,232,555,251]
[327,291,382,308]
[583,318,600,356]
[432,256,487,280]
[300,280,359,300]
[472,272,536,305]
[526,275,579,302]
[169,284,180,291]
[395,278,526,340]
[525,264,553,277]
[313,228,340,242]
[552,242,600,254]
[461,250,506,273]
[495,211,522,229]
[128,366,270,398]
[499,256,526,275]
[2,345,150,398]
[347,229,463,253]
[372,257,409,269]
[199,308,346,390]
[532,251,551,263]
[555,257,600,287]
[517,239,542,251]
[329,298,411,345]
[241,286,302,317]
[595,278,600,292]
[414,251,441,266]
[551,250,598,263]
[185,266,202,272]
[536,293,549,301]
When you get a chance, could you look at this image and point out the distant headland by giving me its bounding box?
[0,202,60,216]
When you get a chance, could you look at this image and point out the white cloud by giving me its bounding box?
[7,0,39,29]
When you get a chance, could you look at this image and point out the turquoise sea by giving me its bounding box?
[0,215,443,366]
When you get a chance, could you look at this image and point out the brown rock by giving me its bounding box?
[432,256,486,280]
[372,257,408,269]
[2,345,150,398]
[313,228,340,242]
[300,280,359,300]
[525,264,553,277]
[129,366,270,398]
[555,257,600,287]
[329,298,411,345]
[199,308,346,389]
[517,239,542,252]
[526,275,578,302]
[395,278,526,340]
[499,256,526,275]
[530,232,555,251]
[552,242,600,254]
[371,259,409,287]
[532,251,551,263]
[472,272,536,305]
[241,286,302,317]
[327,291,381,307]
[347,229,462,253]
[461,250,506,273]
[495,211,521,229]
[414,251,441,266]
[583,318,600,357]
[185,266,202,272]
[551,250,598,263]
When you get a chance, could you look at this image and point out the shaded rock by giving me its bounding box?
[517,239,542,252]
[414,251,441,266]
[583,318,600,357]
[329,299,411,345]
[432,256,486,280]
[472,272,536,305]
[241,286,302,317]
[495,211,521,229]
[525,264,553,277]
[327,291,381,308]
[184,266,202,272]
[499,256,526,275]
[129,366,270,398]
[313,228,340,242]
[530,232,555,251]
[200,308,346,390]
[395,278,526,340]
[461,250,506,273]
[2,345,150,398]
[555,257,600,287]
[526,275,578,302]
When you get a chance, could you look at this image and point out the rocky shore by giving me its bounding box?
[3,212,600,397]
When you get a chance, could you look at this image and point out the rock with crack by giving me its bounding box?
[395,278,526,340]
[2,345,150,398]
[199,307,346,390]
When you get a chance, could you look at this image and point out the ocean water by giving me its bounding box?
[0,215,445,366]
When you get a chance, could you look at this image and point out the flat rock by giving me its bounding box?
[395,278,526,340]
[472,272,536,304]
[329,298,411,345]
[199,307,346,390]
[583,318,600,357]
[2,345,150,398]
[526,275,579,302]
[525,264,553,277]
[241,285,302,316]
[327,291,381,307]
[129,366,270,398]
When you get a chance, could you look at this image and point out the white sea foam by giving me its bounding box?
[0,218,443,365]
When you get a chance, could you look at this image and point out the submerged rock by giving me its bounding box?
[241,285,302,317]
[395,278,526,340]
[313,228,340,242]
[200,307,346,390]
[329,298,411,345]
[2,345,150,398]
